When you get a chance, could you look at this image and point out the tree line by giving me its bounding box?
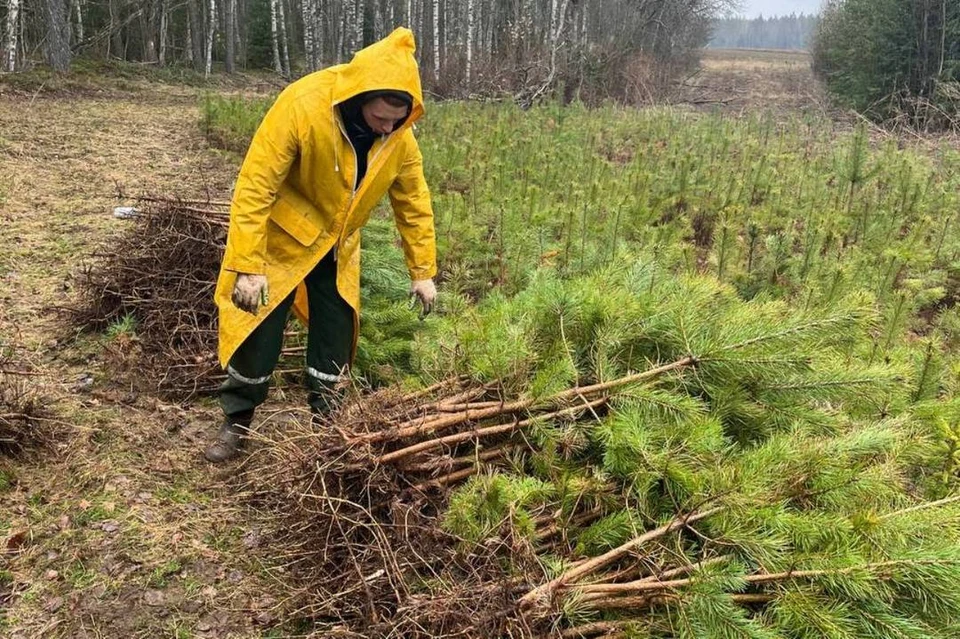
[1,0,736,101]
[812,0,959,128]
[709,13,818,50]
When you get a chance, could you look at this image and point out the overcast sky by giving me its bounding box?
[735,0,823,17]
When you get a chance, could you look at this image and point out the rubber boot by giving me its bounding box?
[204,413,253,463]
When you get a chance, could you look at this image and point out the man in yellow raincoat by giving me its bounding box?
[205,28,437,463]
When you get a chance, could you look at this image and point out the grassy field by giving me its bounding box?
[2,49,960,637]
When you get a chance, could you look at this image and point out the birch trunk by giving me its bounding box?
[465,0,473,85]
[354,0,363,49]
[431,0,439,80]
[270,0,282,73]
[72,0,83,43]
[549,0,557,38]
[204,0,215,76]
[4,0,19,71]
[343,0,354,54]
[302,0,316,70]
[278,0,290,73]
[374,0,383,41]
[417,0,424,57]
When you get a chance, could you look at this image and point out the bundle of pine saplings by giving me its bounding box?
[248,263,960,639]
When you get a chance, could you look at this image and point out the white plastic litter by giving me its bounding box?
[113,206,141,219]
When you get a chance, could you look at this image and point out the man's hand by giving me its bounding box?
[232,274,269,315]
[409,279,437,319]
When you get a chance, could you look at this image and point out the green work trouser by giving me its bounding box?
[219,250,354,418]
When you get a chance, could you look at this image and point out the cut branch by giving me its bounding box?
[520,506,723,608]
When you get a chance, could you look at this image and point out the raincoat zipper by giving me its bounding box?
[333,110,395,261]
[333,113,359,261]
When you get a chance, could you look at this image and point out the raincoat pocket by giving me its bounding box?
[270,197,322,247]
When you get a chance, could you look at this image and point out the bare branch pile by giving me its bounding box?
[70,198,230,397]
[0,351,51,454]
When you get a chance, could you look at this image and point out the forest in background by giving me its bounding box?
[0,0,736,101]
[812,0,959,128]
[709,13,818,50]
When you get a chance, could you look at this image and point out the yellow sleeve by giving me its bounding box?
[222,91,301,275]
[388,134,438,281]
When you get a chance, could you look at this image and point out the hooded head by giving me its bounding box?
[333,28,425,130]
[340,89,413,138]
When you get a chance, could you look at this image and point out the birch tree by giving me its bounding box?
[278,0,290,74]
[353,0,362,48]
[72,0,83,43]
[4,0,19,71]
[464,0,473,85]
[431,0,438,80]
[204,0,215,76]
[270,0,283,73]
[302,0,319,70]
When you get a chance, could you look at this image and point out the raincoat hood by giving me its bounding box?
[333,28,425,126]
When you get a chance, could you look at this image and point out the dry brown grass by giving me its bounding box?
[681,48,832,118]
[0,84,284,639]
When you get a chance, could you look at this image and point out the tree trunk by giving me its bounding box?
[336,0,343,59]
[354,0,363,48]
[937,0,946,76]
[416,0,424,61]
[72,0,83,44]
[303,0,317,70]
[108,0,122,59]
[234,0,245,69]
[185,10,193,63]
[45,0,71,71]
[465,0,473,85]
[143,0,158,62]
[205,0,215,75]
[270,0,282,73]
[374,0,384,41]
[158,0,167,64]
[431,0,438,80]
[278,0,290,74]
[188,0,204,69]
[4,0,19,71]
[225,0,235,72]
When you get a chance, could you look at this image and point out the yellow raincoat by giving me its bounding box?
[215,28,437,368]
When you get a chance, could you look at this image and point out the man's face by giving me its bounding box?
[361,98,409,135]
